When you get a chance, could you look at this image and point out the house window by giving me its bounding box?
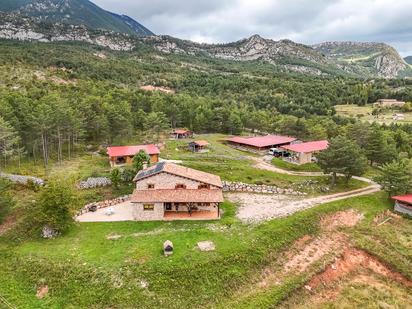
[147,184,155,189]
[175,184,186,189]
[198,183,210,189]
[143,204,154,211]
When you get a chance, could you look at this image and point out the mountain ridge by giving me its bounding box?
[0,0,154,36]
[0,6,410,79]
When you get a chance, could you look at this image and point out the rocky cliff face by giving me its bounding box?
[0,13,135,51]
[143,34,334,76]
[313,41,409,78]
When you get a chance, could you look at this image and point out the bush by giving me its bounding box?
[30,180,77,237]
[0,179,14,224]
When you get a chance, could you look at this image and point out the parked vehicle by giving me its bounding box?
[268,148,291,157]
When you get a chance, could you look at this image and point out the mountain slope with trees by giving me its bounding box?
[0,0,154,36]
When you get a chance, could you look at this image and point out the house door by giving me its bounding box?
[165,203,172,211]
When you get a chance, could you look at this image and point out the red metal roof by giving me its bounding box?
[107,145,160,157]
[392,194,412,204]
[227,135,297,148]
[281,140,329,153]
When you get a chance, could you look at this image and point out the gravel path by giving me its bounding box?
[227,185,380,223]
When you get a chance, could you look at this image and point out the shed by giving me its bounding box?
[280,140,328,165]
[171,129,193,139]
[107,145,160,167]
[188,140,210,152]
[392,195,412,217]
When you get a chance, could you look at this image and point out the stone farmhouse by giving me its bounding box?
[131,162,224,221]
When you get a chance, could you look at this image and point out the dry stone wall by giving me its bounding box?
[77,195,130,216]
[0,172,45,186]
[222,181,305,196]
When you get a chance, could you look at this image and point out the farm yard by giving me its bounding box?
[0,134,410,308]
[335,104,412,124]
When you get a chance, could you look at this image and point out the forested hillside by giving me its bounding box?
[1,39,412,169]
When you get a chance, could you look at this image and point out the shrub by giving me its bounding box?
[0,179,14,224]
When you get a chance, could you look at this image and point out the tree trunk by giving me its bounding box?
[331,172,337,187]
[41,132,48,169]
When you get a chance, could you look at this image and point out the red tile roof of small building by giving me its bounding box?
[392,194,412,204]
[173,129,191,134]
[107,145,160,157]
[281,140,329,153]
[192,140,210,146]
[227,135,297,148]
[131,189,224,203]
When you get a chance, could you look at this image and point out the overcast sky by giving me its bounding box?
[94,0,412,56]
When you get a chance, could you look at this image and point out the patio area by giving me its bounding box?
[164,210,220,221]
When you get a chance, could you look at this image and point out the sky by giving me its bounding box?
[93,0,412,56]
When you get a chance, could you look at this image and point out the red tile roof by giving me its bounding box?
[107,145,160,157]
[134,162,223,188]
[173,129,192,135]
[227,135,297,148]
[281,140,329,153]
[392,194,412,204]
[131,189,224,203]
[192,140,210,146]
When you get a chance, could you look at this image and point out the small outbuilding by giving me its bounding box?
[188,140,210,153]
[107,145,160,167]
[280,140,329,165]
[171,129,193,139]
[392,195,412,217]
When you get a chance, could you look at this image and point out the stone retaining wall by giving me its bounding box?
[77,177,112,189]
[77,195,131,216]
[222,181,305,196]
[0,172,45,186]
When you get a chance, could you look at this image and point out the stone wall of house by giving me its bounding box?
[135,172,220,190]
[222,181,305,195]
[132,202,164,221]
[77,195,130,216]
[0,172,45,186]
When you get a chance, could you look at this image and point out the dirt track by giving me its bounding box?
[228,156,380,223]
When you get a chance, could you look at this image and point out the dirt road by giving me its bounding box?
[228,155,380,223]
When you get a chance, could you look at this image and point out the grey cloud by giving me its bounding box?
[93,0,412,56]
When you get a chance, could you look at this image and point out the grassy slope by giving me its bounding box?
[271,158,322,172]
[0,192,409,308]
[335,104,412,124]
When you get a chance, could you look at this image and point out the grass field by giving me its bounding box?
[335,104,412,124]
[0,192,410,308]
[162,134,367,195]
[271,158,322,172]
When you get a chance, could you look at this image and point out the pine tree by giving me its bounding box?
[375,160,412,196]
[317,136,368,186]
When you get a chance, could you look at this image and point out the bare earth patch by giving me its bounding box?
[320,209,364,231]
[307,247,412,292]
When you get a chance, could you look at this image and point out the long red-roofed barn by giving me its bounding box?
[227,135,297,152]
[281,140,329,165]
[392,195,412,217]
[107,145,160,167]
